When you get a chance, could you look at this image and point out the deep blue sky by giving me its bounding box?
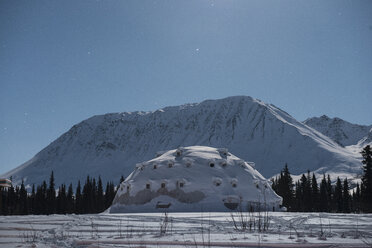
[1,0,371,174]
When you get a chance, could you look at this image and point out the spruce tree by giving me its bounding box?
[66,184,74,214]
[92,178,97,212]
[319,175,328,212]
[29,184,35,214]
[104,182,115,209]
[75,181,82,214]
[361,145,372,212]
[19,180,28,215]
[97,177,104,212]
[1,187,8,215]
[353,183,361,213]
[47,171,56,214]
[7,184,15,215]
[334,177,343,213]
[311,173,319,211]
[294,181,301,211]
[326,175,333,211]
[342,178,350,213]
[57,184,67,214]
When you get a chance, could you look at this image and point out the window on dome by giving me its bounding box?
[153,164,157,169]
[209,162,215,168]
[161,182,166,188]
[146,183,151,189]
[168,162,173,168]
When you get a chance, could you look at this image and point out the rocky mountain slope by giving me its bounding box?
[2,96,363,187]
[304,115,372,147]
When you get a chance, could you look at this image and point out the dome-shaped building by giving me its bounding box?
[110,146,282,213]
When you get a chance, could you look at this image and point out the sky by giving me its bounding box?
[0,0,371,175]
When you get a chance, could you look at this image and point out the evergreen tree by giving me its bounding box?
[104,182,115,209]
[75,181,82,214]
[82,176,93,213]
[353,183,361,213]
[97,177,104,212]
[342,178,350,213]
[1,186,8,215]
[299,172,312,212]
[66,183,74,214]
[7,184,15,215]
[326,175,333,211]
[319,175,329,212]
[56,184,67,214]
[92,178,97,212]
[273,164,294,211]
[311,173,319,211]
[294,181,301,211]
[19,180,28,215]
[47,171,56,214]
[361,145,372,212]
[29,184,35,214]
[334,177,343,213]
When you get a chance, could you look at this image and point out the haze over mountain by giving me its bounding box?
[1,96,363,187]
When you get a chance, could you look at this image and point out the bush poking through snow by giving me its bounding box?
[159,212,170,236]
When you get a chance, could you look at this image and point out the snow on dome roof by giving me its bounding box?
[110,146,282,213]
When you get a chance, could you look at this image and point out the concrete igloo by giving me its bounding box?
[109,146,282,213]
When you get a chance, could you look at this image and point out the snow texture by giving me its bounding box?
[1,96,364,188]
[0,212,371,248]
[110,146,282,213]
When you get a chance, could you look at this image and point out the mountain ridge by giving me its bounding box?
[304,115,372,147]
[2,96,363,187]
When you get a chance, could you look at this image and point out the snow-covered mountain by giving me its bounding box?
[2,96,363,187]
[304,115,372,147]
[110,146,282,212]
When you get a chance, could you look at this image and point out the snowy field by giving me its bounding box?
[0,212,371,248]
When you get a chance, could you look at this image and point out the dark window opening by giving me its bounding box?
[209,163,215,168]
[161,183,166,188]
[153,164,157,169]
[232,183,237,188]
[168,163,173,168]
[179,182,184,188]
[146,183,150,189]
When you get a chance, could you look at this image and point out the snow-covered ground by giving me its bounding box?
[0,212,371,248]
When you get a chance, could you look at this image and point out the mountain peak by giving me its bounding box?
[304,116,372,147]
[2,96,361,187]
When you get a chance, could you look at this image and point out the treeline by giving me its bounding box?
[272,145,372,213]
[0,173,124,215]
